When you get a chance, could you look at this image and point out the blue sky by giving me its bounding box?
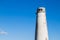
[0,0,60,40]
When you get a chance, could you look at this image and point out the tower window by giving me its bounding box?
[45,38,47,40]
[40,9,43,11]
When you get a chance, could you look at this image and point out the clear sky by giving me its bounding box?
[0,0,60,40]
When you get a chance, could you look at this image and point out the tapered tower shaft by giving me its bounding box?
[35,7,48,40]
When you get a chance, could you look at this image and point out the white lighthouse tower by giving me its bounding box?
[35,7,48,40]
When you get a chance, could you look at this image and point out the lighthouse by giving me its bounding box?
[35,7,48,40]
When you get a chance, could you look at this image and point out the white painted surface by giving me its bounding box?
[36,7,48,40]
